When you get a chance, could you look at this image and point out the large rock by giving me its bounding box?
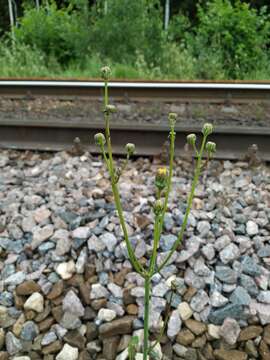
[5,332,22,355]
[214,349,247,360]
[99,316,135,338]
[208,304,244,325]
[219,318,240,345]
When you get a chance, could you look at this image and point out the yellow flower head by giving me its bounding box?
[157,167,167,177]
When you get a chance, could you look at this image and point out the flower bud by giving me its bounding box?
[202,123,213,137]
[206,141,216,153]
[168,112,177,126]
[104,104,117,114]
[186,133,197,146]
[153,199,164,215]
[101,66,111,81]
[94,132,106,147]
[155,167,168,191]
[125,143,135,155]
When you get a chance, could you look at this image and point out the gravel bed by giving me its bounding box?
[0,149,270,360]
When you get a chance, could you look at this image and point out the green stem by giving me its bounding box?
[159,125,175,233]
[149,287,174,352]
[149,214,161,275]
[103,80,145,276]
[156,135,207,273]
[143,276,151,360]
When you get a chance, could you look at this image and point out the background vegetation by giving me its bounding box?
[1,0,270,79]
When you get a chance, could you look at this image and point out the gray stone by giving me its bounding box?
[201,244,215,261]
[75,247,87,274]
[90,284,110,299]
[215,235,231,251]
[5,332,22,355]
[41,331,57,346]
[210,291,229,307]
[215,266,238,284]
[177,237,200,263]
[197,220,211,237]
[240,274,259,296]
[190,290,209,312]
[88,234,106,253]
[246,220,259,236]
[0,291,13,306]
[63,290,85,317]
[167,309,182,338]
[163,213,174,231]
[108,283,123,298]
[31,224,54,249]
[173,343,187,357]
[4,271,25,286]
[257,291,270,304]
[60,312,82,330]
[152,282,169,297]
[241,256,261,276]
[208,304,244,325]
[194,257,211,277]
[53,229,71,255]
[220,243,240,264]
[258,245,270,257]
[100,232,117,252]
[20,321,39,341]
[219,318,240,345]
[230,286,251,306]
[160,234,177,252]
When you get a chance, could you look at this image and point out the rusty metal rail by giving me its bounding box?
[0,120,269,161]
[0,80,270,160]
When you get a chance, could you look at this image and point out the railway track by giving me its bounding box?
[0,80,270,160]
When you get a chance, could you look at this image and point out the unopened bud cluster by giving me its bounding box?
[186,133,196,146]
[153,199,164,215]
[104,104,117,114]
[168,112,177,127]
[125,143,135,156]
[101,66,111,81]
[206,141,216,154]
[202,123,213,137]
[94,133,106,147]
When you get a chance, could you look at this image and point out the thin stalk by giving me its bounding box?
[103,81,145,276]
[143,276,151,360]
[149,214,161,275]
[157,135,207,273]
[149,287,174,352]
[159,125,175,234]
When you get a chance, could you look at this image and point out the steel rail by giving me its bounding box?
[1,80,270,102]
[0,120,269,161]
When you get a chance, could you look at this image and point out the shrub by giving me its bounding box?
[14,1,90,64]
[90,0,165,66]
[190,0,270,79]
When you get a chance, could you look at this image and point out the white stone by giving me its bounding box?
[72,226,90,239]
[24,292,44,313]
[13,357,31,360]
[210,291,229,307]
[116,348,129,360]
[208,324,221,339]
[167,309,182,338]
[178,302,193,321]
[246,220,259,236]
[97,308,117,322]
[56,343,79,360]
[56,260,76,280]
